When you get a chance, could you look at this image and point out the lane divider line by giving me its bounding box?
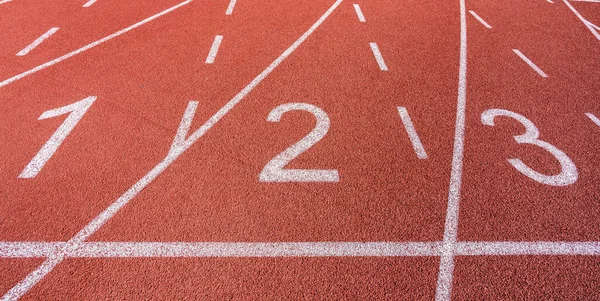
[562,0,600,40]
[205,35,223,64]
[16,27,60,57]
[468,10,492,29]
[2,241,599,258]
[369,42,388,71]
[1,1,343,300]
[585,112,600,127]
[513,49,548,78]
[353,4,366,22]
[0,0,192,89]
[397,107,428,159]
[225,0,236,15]
[435,0,467,298]
[82,0,97,8]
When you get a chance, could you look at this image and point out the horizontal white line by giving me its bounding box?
[82,0,97,8]
[468,10,492,28]
[586,112,600,127]
[369,42,388,71]
[0,0,192,89]
[513,49,548,78]
[16,27,60,56]
[0,0,12,4]
[205,35,223,64]
[225,0,236,15]
[353,4,366,22]
[1,241,599,258]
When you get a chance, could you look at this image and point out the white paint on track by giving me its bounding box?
[396,107,428,159]
[513,49,548,78]
[468,10,492,29]
[586,112,600,127]
[0,0,192,89]
[1,1,343,300]
[225,0,236,15]
[353,4,366,22]
[563,0,600,40]
[435,0,467,298]
[0,0,12,4]
[369,42,388,71]
[205,35,223,64]
[16,27,60,56]
[82,0,97,8]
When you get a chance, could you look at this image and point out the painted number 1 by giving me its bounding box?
[19,96,97,178]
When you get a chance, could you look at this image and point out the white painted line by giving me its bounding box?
[512,49,548,78]
[571,0,600,2]
[82,0,97,7]
[456,241,600,256]
[397,107,428,159]
[563,0,600,40]
[586,112,600,127]
[435,0,467,298]
[205,35,223,64]
[0,0,192,89]
[0,0,13,4]
[353,4,366,22]
[1,1,343,300]
[547,0,554,3]
[225,0,236,15]
[16,27,60,56]
[468,10,492,29]
[369,42,388,71]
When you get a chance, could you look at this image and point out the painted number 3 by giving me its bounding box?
[481,109,578,186]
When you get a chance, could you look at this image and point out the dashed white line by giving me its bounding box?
[205,35,223,64]
[369,42,388,71]
[0,0,192,89]
[468,10,492,29]
[353,4,366,22]
[16,27,60,56]
[1,1,343,300]
[0,0,12,4]
[397,107,428,159]
[563,0,600,40]
[586,112,600,127]
[547,0,554,3]
[435,0,467,298]
[82,0,97,8]
[512,49,548,78]
[225,0,236,15]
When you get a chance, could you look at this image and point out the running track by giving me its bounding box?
[0,0,599,299]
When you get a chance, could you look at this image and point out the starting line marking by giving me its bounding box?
[397,107,428,159]
[16,27,60,57]
[225,0,236,15]
[0,0,192,89]
[353,4,366,22]
[468,10,492,29]
[205,35,223,64]
[1,1,344,300]
[1,241,598,258]
[82,0,97,8]
[369,42,388,71]
[586,112,600,127]
[512,49,548,78]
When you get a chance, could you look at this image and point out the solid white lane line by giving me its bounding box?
[369,42,388,71]
[1,1,343,300]
[456,241,600,255]
[435,0,467,298]
[586,112,600,127]
[0,0,192,89]
[82,0,97,7]
[397,107,428,159]
[205,35,223,64]
[225,0,236,15]
[0,0,12,4]
[353,4,366,22]
[512,49,548,78]
[562,0,600,40]
[16,27,60,56]
[468,10,492,28]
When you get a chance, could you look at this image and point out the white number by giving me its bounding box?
[259,103,339,182]
[19,96,97,178]
[481,108,578,186]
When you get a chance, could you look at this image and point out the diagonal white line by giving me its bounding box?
[205,35,223,64]
[369,42,388,71]
[82,0,97,8]
[353,4,366,22]
[468,10,492,29]
[562,0,600,40]
[585,112,600,127]
[225,0,236,15]
[397,107,428,159]
[513,49,548,78]
[16,27,60,56]
[0,0,13,5]
[1,1,343,300]
[0,0,192,89]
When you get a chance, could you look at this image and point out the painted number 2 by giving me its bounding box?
[259,103,339,182]
[19,96,97,178]
[481,108,578,186]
